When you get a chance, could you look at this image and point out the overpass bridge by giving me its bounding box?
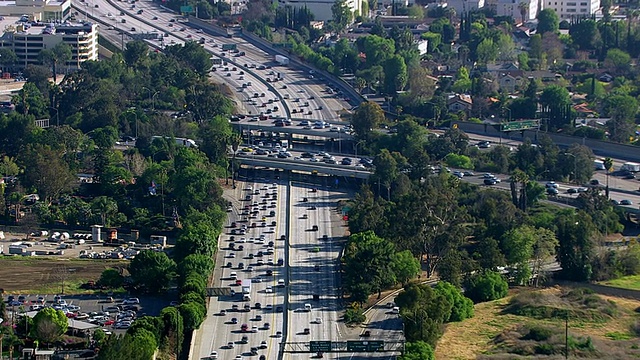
[236,156,371,179]
[231,121,354,140]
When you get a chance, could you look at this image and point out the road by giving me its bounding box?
[88,0,351,125]
[193,179,288,360]
[284,184,344,359]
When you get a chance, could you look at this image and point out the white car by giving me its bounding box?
[123,298,140,305]
[265,286,273,293]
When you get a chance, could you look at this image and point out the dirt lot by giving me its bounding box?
[0,257,126,294]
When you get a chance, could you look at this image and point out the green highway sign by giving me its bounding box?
[500,120,539,132]
[180,5,194,13]
[346,340,384,352]
[310,341,332,352]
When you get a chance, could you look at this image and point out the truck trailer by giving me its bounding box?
[241,279,251,294]
[152,136,198,148]
[621,162,640,172]
[275,55,289,66]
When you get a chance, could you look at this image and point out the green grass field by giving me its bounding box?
[599,275,640,291]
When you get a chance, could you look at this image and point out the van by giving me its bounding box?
[243,294,251,301]
[392,306,400,314]
[594,159,606,170]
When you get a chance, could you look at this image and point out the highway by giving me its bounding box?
[192,180,288,360]
[90,0,351,124]
[284,184,344,359]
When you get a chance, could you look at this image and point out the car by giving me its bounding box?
[256,315,263,321]
[210,351,218,359]
[255,302,262,309]
[241,335,249,344]
[611,199,620,205]
[276,306,283,313]
[123,298,140,305]
[260,340,268,349]
[621,199,633,205]
[362,330,371,337]
[252,325,258,333]
[303,328,310,334]
[276,331,283,338]
[546,187,559,195]
[545,181,558,188]
[463,171,475,176]
[482,173,495,179]
[590,179,600,186]
[567,188,578,194]
[220,310,227,316]
[241,323,249,332]
[227,342,234,349]
[484,179,497,186]
[315,317,322,324]
[231,317,238,324]
[265,286,273,293]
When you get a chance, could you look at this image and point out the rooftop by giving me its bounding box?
[0,16,93,36]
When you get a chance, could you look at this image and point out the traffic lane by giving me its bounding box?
[197,180,285,360]
[288,187,341,342]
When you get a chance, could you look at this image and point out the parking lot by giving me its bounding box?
[5,292,172,333]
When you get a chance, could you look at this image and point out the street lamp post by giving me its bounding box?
[126,108,139,139]
[565,153,577,185]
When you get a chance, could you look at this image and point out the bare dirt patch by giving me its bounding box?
[0,257,124,294]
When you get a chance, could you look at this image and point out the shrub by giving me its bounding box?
[344,303,365,324]
[464,270,508,303]
[521,325,555,341]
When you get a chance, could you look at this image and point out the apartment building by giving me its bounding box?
[486,0,539,21]
[543,0,600,19]
[276,0,364,21]
[1,19,98,69]
[445,0,485,15]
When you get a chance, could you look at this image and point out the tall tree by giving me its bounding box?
[331,0,353,32]
[128,250,176,293]
[350,101,385,141]
[383,55,407,95]
[536,9,559,35]
[31,308,68,345]
[19,144,76,204]
[556,210,596,281]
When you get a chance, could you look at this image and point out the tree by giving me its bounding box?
[604,157,613,198]
[343,231,398,302]
[38,43,72,82]
[331,0,353,33]
[501,225,537,284]
[31,307,68,345]
[383,55,407,94]
[570,20,600,50]
[373,149,400,199]
[99,268,124,288]
[399,341,435,360]
[531,227,558,287]
[603,94,637,143]
[555,210,596,281]
[476,38,498,64]
[451,67,471,93]
[20,144,76,204]
[124,40,149,68]
[433,282,474,322]
[537,9,559,35]
[464,270,509,303]
[391,250,421,285]
[539,85,571,130]
[604,48,631,75]
[91,196,119,227]
[178,301,206,330]
[351,101,385,141]
[0,48,18,71]
[361,35,395,67]
[396,283,452,345]
[13,82,47,117]
[518,1,530,23]
[128,250,176,293]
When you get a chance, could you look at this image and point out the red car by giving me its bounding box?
[241,324,248,332]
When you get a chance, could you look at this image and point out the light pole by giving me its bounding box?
[125,108,139,138]
[565,153,577,185]
[49,106,59,127]
[142,87,159,110]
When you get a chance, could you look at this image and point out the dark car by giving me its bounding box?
[483,179,497,186]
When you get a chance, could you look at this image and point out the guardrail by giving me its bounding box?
[185,16,365,110]
[236,156,372,179]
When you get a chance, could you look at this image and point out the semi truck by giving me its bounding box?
[152,136,198,148]
[275,55,289,66]
[621,162,640,172]
[241,279,251,294]
[221,43,237,51]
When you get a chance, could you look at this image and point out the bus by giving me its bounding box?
[221,44,237,51]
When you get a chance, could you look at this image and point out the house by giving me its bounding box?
[524,71,562,82]
[448,94,473,112]
[598,73,614,82]
[573,103,596,117]
[497,72,525,93]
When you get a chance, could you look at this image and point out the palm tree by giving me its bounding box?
[604,157,613,198]
[510,169,530,211]
[518,1,529,23]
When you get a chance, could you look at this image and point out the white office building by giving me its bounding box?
[486,0,539,21]
[543,0,600,19]
[0,0,71,22]
[0,19,98,69]
[276,0,364,21]
[444,0,485,15]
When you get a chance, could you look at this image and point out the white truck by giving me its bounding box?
[594,159,606,170]
[621,162,640,172]
[152,136,198,148]
[241,279,251,294]
[275,55,289,66]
